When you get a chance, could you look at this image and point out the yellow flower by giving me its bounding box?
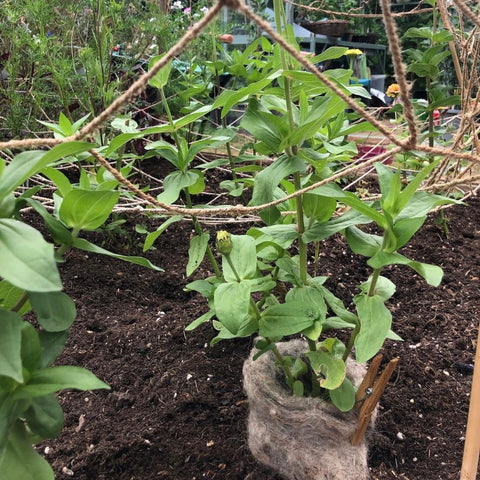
[216,231,233,255]
[386,83,400,99]
[345,48,363,56]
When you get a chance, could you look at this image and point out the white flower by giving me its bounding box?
[171,1,183,10]
[200,6,209,13]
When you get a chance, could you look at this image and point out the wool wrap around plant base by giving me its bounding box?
[300,20,350,37]
[243,340,377,480]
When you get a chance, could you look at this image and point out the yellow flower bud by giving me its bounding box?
[345,48,363,57]
[216,231,233,255]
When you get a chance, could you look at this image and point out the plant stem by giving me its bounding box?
[367,267,382,297]
[57,228,80,257]
[343,323,360,362]
[268,339,295,386]
[184,188,222,279]
[11,291,28,313]
[160,87,182,151]
[294,172,308,285]
[313,241,320,277]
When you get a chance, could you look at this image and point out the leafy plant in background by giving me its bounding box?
[402,0,460,147]
[0,128,161,480]
[0,0,172,137]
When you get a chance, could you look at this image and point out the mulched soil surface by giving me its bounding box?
[37,197,480,480]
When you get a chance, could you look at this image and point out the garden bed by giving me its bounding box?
[38,197,480,480]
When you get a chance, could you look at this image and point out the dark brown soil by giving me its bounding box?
[37,197,480,480]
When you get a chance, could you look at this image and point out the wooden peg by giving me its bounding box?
[355,354,383,408]
[351,358,398,446]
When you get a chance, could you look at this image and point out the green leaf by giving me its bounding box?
[0,421,54,480]
[20,323,41,373]
[28,292,76,332]
[429,95,461,111]
[148,54,172,89]
[354,294,392,363]
[186,233,210,277]
[185,310,215,331]
[24,394,63,439]
[110,116,139,134]
[359,275,396,301]
[14,366,110,399]
[330,377,356,411]
[241,98,289,153]
[318,286,359,326]
[259,301,315,337]
[252,155,305,223]
[215,75,279,118]
[157,170,200,204]
[288,96,347,145]
[292,358,308,379]
[302,320,323,342]
[223,235,257,281]
[214,282,252,335]
[394,159,441,215]
[171,105,214,131]
[0,142,93,198]
[59,189,119,231]
[0,194,15,218]
[41,167,73,197]
[255,224,298,247]
[303,194,336,223]
[0,219,61,292]
[305,349,345,390]
[345,226,382,257]
[0,311,23,383]
[391,216,426,249]
[309,183,387,227]
[293,380,304,397]
[404,26,432,39]
[72,237,163,271]
[58,113,72,136]
[184,278,216,298]
[276,257,303,286]
[315,46,349,62]
[323,316,356,330]
[397,191,457,222]
[304,207,373,243]
[24,198,73,247]
[143,215,183,252]
[38,331,69,368]
[285,286,327,323]
[408,62,439,79]
[105,132,145,157]
[367,251,443,286]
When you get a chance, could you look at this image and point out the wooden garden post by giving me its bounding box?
[460,324,480,480]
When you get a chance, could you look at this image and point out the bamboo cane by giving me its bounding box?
[460,324,480,480]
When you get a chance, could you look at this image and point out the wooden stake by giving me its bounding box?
[355,354,383,407]
[460,324,480,480]
[351,358,398,446]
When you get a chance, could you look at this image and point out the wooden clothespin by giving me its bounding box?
[350,353,399,446]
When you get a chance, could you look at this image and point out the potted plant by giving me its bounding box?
[183,2,457,477]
